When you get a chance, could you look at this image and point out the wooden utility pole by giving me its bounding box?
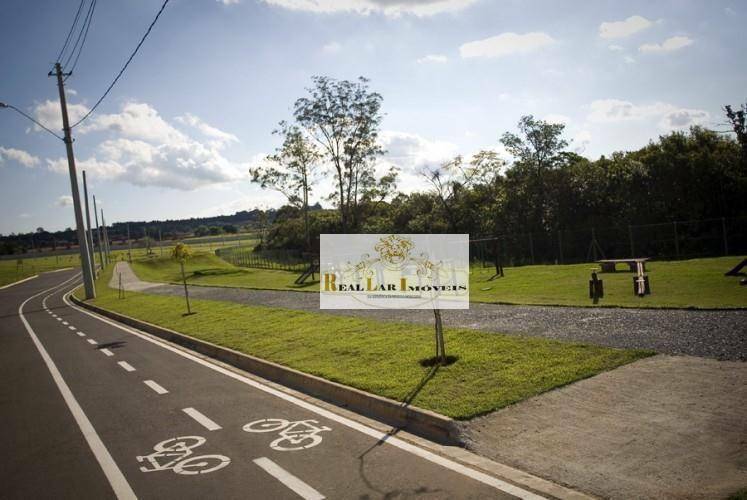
[93,195,106,267]
[51,62,95,299]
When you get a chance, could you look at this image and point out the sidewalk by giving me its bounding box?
[463,355,747,500]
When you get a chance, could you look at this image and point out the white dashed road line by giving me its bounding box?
[143,380,168,395]
[68,325,76,331]
[62,321,69,326]
[100,349,114,357]
[182,407,221,431]
[76,331,86,337]
[253,457,325,500]
[118,361,136,372]
[86,338,98,345]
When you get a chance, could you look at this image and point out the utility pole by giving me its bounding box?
[93,195,106,267]
[127,223,132,262]
[101,209,111,260]
[51,62,95,299]
[82,170,96,275]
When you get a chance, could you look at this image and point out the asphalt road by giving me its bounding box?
[0,270,539,500]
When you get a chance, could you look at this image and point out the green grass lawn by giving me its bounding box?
[78,263,651,420]
[131,251,746,309]
[0,253,82,286]
[471,256,747,309]
[131,251,319,291]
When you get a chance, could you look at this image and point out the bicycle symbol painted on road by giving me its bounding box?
[243,419,331,451]
[137,436,230,475]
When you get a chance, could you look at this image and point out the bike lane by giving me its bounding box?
[0,269,117,500]
[31,276,534,499]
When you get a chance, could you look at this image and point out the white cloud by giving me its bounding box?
[218,0,240,4]
[44,101,247,190]
[639,36,693,54]
[587,99,710,129]
[573,130,592,153]
[19,213,31,219]
[624,55,636,64]
[32,99,88,134]
[56,195,73,207]
[322,41,342,53]
[460,32,556,59]
[608,44,624,52]
[174,113,239,149]
[259,0,476,16]
[379,130,458,172]
[0,146,40,167]
[417,54,448,64]
[599,15,652,39]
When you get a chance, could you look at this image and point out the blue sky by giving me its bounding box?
[1,0,744,234]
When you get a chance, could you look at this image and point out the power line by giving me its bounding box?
[64,0,98,80]
[0,102,65,141]
[71,0,171,129]
[62,0,97,70]
[56,0,86,63]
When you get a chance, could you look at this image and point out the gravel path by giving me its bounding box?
[113,262,747,361]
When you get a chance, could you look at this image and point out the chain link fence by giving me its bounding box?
[470,215,747,268]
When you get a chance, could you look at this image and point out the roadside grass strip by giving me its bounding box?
[81,265,652,420]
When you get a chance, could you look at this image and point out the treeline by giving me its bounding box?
[251,76,746,260]
[0,208,275,255]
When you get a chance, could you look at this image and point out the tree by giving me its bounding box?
[171,242,193,315]
[500,115,569,232]
[293,76,396,232]
[251,121,321,250]
[724,102,747,163]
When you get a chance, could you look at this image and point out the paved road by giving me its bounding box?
[0,270,540,499]
[113,262,747,361]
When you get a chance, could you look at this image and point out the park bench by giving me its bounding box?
[597,258,649,273]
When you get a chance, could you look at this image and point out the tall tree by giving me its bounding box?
[293,76,395,232]
[500,115,569,231]
[250,121,321,250]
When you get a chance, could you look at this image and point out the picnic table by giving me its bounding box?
[597,258,649,273]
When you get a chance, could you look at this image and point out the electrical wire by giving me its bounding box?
[71,0,170,129]
[0,103,65,141]
[64,0,98,80]
[55,0,86,63]
[62,0,97,70]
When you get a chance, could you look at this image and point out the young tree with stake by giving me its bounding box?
[172,242,193,315]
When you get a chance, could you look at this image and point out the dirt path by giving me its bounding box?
[462,355,747,500]
[113,262,747,361]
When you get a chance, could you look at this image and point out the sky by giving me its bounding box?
[0,0,744,234]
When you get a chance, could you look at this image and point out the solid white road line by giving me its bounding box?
[77,331,86,337]
[100,349,114,357]
[143,380,168,395]
[182,407,221,431]
[63,290,545,499]
[118,361,136,372]
[19,279,136,500]
[0,274,38,289]
[253,457,325,500]
[68,325,77,331]
[87,338,98,345]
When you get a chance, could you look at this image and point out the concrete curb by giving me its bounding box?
[70,294,461,445]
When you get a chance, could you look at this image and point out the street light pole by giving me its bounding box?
[93,194,106,267]
[82,170,97,275]
[51,62,95,299]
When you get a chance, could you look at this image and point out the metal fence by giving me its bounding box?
[470,215,747,268]
[216,246,313,272]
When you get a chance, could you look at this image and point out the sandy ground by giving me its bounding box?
[461,355,747,500]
